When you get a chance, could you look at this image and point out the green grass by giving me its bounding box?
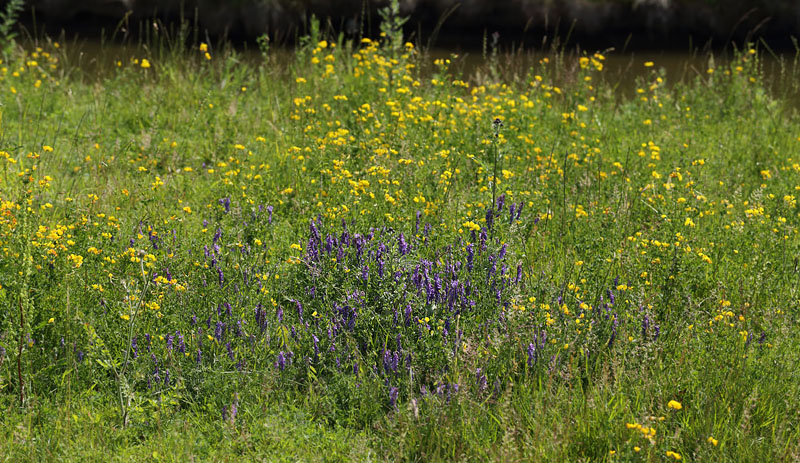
[0,22,799,461]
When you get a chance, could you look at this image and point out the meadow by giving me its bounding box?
[0,14,799,462]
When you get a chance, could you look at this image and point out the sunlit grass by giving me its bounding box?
[0,22,798,461]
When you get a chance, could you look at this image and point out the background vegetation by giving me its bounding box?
[10,0,800,49]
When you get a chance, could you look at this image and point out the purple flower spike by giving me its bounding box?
[496,194,505,211]
[527,343,536,367]
[219,196,231,213]
[398,233,409,255]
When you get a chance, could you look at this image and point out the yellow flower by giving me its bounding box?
[199,42,208,52]
[707,436,718,446]
[68,254,84,268]
[462,221,480,232]
[666,451,682,460]
[667,400,682,410]
[120,314,130,321]
[140,59,151,69]
[48,318,55,324]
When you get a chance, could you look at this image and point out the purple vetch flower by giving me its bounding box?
[496,194,505,212]
[516,202,524,219]
[219,196,231,213]
[214,321,225,342]
[267,205,273,224]
[309,219,321,243]
[498,243,507,260]
[404,304,413,327]
[218,268,224,287]
[353,362,359,376]
[382,348,394,374]
[415,210,421,234]
[476,368,488,391]
[163,368,170,386]
[466,244,474,271]
[312,334,320,360]
[608,315,618,348]
[177,331,186,354]
[485,208,494,230]
[213,228,222,244]
[527,343,536,367]
[226,342,235,360]
[398,233,409,255]
[514,264,523,284]
[131,336,138,359]
[294,300,303,320]
[389,386,399,408]
[654,325,660,342]
[277,306,284,323]
[149,230,159,250]
[276,351,287,371]
[196,348,202,364]
[487,256,497,280]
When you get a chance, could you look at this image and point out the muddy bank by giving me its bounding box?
[20,0,800,50]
